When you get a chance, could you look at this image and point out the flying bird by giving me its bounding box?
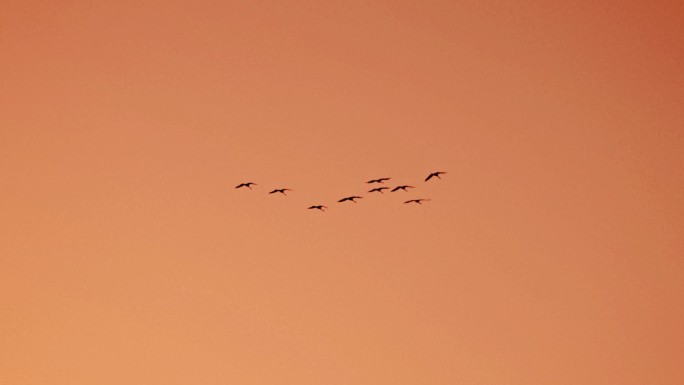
[368,187,390,193]
[308,205,327,211]
[425,171,447,181]
[404,199,431,204]
[269,188,292,195]
[338,196,363,203]
[391,185,415,192]
[367,177,391,184]
[235,182,257,189]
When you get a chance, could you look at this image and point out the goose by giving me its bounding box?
[338,196,362,203]
[367,177,391,184]
[425,171,447,181]
[269,188,292,195]
[368,187,390,193]
[391,185,415,192]
[404,199,431,204]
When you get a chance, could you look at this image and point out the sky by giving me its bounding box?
[1,1,683,384]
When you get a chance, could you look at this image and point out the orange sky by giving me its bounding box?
[1,1,683,384]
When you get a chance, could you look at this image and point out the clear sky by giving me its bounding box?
[1,1,683,384]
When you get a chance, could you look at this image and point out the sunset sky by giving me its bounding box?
[1,1,683,384]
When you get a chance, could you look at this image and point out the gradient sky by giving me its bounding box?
[1,1,683,384]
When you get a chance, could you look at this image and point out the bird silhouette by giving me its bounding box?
[368,187,390,194]
[391,185,415,192]
[404,199,431,204]
[308,205,327,211]
[235,182,257,189]
[269,188,292,195]
[367,177,391,184]
[425,171,447,181]
[338,196,363,203]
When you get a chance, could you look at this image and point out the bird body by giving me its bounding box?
[308,205,327,211]
[391,185,415,192]
[404,199,431,204]
[367,177,391,184]
[368,187,389,193]
[235,182,257,189]
[425,171,447,181]
[269,188,292,195]
[338,196,362,203]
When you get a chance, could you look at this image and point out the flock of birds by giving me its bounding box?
[235,171,446,212]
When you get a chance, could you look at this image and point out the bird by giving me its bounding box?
[391,185,415,192]
[367,177,391,184]
[368,187,390,193]
[308,205,327,211]
[425,171,447,181]
[404,199,431,204]
[235,182,257,189]
[269,188,292,195]
[338,196,362,203]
